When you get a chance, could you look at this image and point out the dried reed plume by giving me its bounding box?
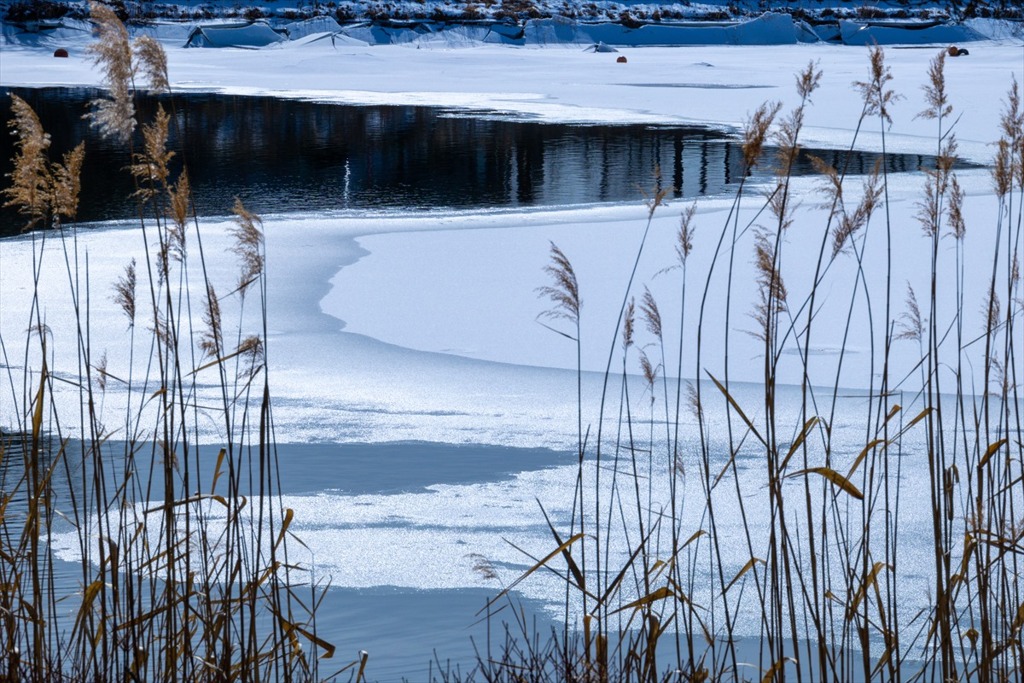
[229,198,264,295]
[130,105,173,198]
[685,381,701,421]
[622,297,635,350]
[751,230,787,339]
[676,205,695,265]
[113,258,137,326]
[133,34,170,93]
[948,174,966,240]
[86,1,136,143]
[2,95,50,226]
[754,231,786,308]
[773,61,821,172]
[168,171,191,232]
[200,283,223,358]
[796,59,823,101]
[832,160,883,257]
[49,144,85,224]
[640,166,669,219]
[983,286,1001,337]
[993,79,1023,197]
[919,49,952,121]
[994,138,1013,198]
[236,334,265,377]
[639,350,657,390]
[854,45,900,126]
[741,101,782,169]
[917,137,958,237]
[537,242,580,325]
[3,95,84,229]
[95,351,108,393]
[639,286,662,341]
[468,553,499,582]
[896,282,923,341]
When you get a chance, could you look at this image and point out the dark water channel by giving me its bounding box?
[1,87,957,235]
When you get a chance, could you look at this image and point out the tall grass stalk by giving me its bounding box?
[465,46,1024,683]
[0,5,336,680]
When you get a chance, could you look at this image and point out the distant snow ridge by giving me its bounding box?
[293,12,990,47]
[1,10,998,49]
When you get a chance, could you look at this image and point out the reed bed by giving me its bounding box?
[2,12,1023,683]
[458,46,1024,683]
[0,4,347,680]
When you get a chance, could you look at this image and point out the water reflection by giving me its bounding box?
[1,87,957,234]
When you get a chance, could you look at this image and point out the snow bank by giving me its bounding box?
[838,19,986,46]
[335,13,818,47]
[284,15,344,40]
[185,21,287,48]
[2,12,1002,51]
[0,17,91,48]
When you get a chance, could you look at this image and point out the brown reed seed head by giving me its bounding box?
[86,1,136,143]
[113,258,137,326]
[948,175,965,240]
[983,286,1000,336]
[96,352,108,393]
[773,62,822,173]
[131,107,174,204]
[134,34,170,93]
[200,283,223,358]
[742,102,782,170]
[895,283,922,341]
[166,172,190,263]
[676,204,695,265]
[168,170,191,231]
[230,198,265,295]
[766,181,794,230]
[3,95,84,229]
[936,135,958,186]
[832,160,882,257]
[3,95,52,227]
[994,138,1012,198]
[467,553,498,581]
[685,381,701,420]
[916,175,940,237]
[50,143,85,225]
[622,297,635,350]
[751,230,786,340]
[919,50,952,121]
[993,79,1023,196]
[537,242,580,325]
[796,60,822,102]
[640,286,662,340]
[754,231,786,309]
[854,46,899,125]
[639,350,657,388]
[999,77,1021,144]
[237,335,265,377]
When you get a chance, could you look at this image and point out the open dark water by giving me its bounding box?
[0,87,959,235]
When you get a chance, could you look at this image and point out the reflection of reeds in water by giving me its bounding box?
[461,47,1024,683]
[0,4,341,680]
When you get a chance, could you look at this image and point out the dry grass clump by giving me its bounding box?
[450,45,1024,683]
[0,5,339,681]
